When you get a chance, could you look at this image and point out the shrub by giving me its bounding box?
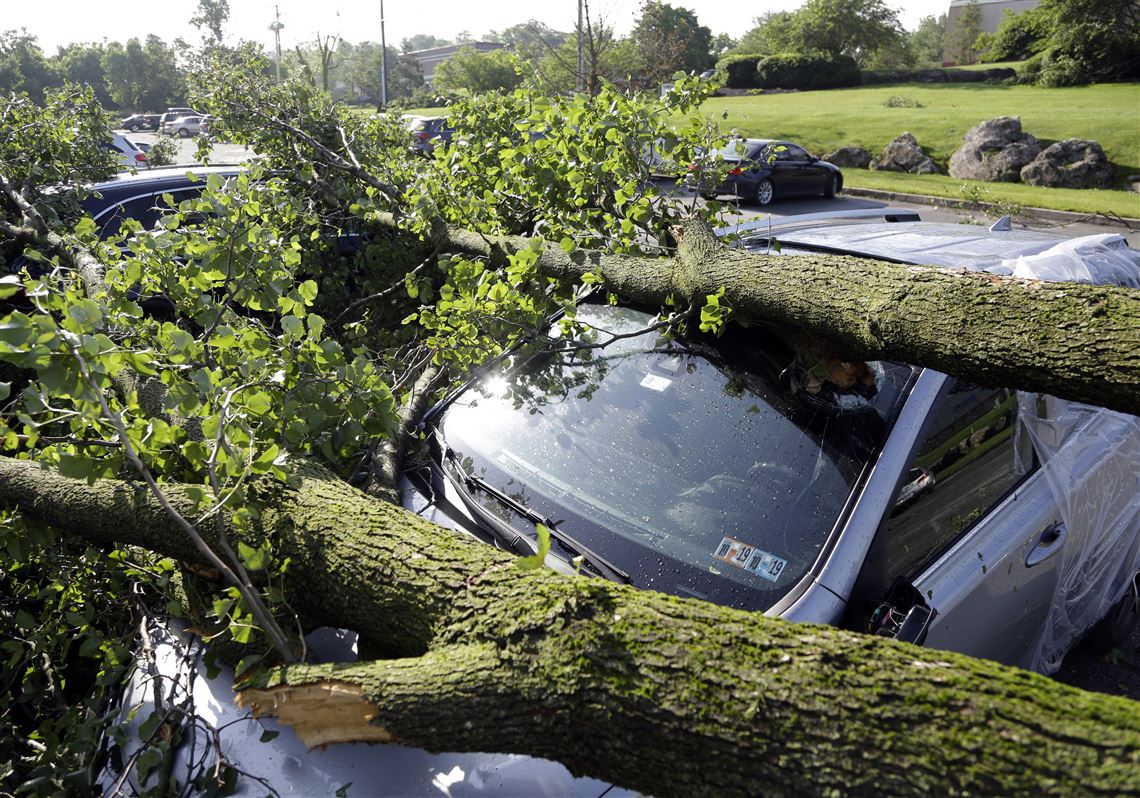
[754,53,861,91]
[883,95,924,108]
[715,53,766,89]
[145,135,178,167]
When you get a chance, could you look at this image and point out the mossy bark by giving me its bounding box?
[399,215,1140,417]
[1,456,1137,798]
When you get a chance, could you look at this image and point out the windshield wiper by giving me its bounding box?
[438,443,631,584]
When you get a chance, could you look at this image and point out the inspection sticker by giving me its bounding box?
[713,536,787,583]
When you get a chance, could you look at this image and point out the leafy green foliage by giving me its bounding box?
[0,510,168,795]
[433,47,523,94]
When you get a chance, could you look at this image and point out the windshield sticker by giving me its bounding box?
[640,373,672,392]
[713,536,787,583]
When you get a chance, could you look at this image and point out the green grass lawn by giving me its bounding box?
[696,82,1140,200]
[843,169,1140,218]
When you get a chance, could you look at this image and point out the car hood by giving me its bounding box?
[103,619,628,797]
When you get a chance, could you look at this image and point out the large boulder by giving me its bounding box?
[822,146,872,169]
[870,133,939,174]
[1020,139,1114,189]
[949,117,1040,182]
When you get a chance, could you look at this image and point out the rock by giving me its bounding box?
[822,146,872,169]
[949,116,1040,182]
[1020,139,1114,190]
[870,133,939,174]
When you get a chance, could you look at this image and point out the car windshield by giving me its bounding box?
[435,303,913,611]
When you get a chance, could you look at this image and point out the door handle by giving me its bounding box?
[1025,522,1068,567]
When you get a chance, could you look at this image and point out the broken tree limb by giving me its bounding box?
[1,455,1137,798]
[378,213,1140,417]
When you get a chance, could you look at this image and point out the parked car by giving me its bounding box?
[161,115,206,138]
[120,113,160,132]
[159,106,202,127]
[103,132,148,169]
[80,164,244,237]
[408,115,455,155]
[691,138,843,206]
[100,211,1140,795]
[403,216,1140,677]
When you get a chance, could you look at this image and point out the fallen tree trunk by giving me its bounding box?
[2,456,1137,798]
[389,215,1140,416]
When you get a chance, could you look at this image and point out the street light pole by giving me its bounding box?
[379,0,389,108]
[576,0,584,92]
[269,6,284,84]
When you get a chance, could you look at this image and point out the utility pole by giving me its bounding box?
[379,0,389,108]
[269,6,284,84]
[576,0,585,92]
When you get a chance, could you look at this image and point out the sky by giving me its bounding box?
[8,0,953,55]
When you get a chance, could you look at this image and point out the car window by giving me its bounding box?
[437,303,914,611]
[882,381,1035,582]
[782,145,810,161]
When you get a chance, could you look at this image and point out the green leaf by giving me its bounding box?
[559,237,576,254]
[515,523,551,571]
[237,541,268,571]
[0,275,23,300]
[298,279,319,303]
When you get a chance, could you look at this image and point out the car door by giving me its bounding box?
[862,380,1071,670]
[778,144,824,195]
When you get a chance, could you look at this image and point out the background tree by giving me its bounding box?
[48,43,113,107]
[1032,0,1140,84]
[401,34,450,52]
[945,0,983,65]
[732,12,800,56]
[0,30,53,103]
[791,0,905,66]
[488,20,569,64]
[292,33,342,93]
[632,1,714,81]
[190,0,230,44]
[433,46,522,93]
[909,13,948,67]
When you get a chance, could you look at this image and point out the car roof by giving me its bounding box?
[84,165,245,213]
[757,221,1069,271]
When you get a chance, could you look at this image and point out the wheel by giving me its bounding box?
[128,124,139,133]
[178,128,190,138]
[823,174,839,198]
[699,191,717,201]
[753,178,774,206]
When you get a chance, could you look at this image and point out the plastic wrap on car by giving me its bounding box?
[1000,233,1140,287]
[997,236,1140,673]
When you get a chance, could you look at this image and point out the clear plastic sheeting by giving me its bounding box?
[999,233,1140,287]
[995,234,1140,673]
[1017,395,1140,673]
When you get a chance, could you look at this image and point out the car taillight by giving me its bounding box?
[415,132,431,141]
[729,167,743,176]
[687,163,696,171]
[135,153,147,162]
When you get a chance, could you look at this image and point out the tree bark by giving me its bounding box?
[389,214,1140,417]
[1,456,1137,798]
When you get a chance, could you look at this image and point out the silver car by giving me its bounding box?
[161,115,206,138]
[106,213,1140,795]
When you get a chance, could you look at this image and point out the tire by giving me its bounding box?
[128,124,139,133]
[178,128,190,138]
[754,178,774,207]
[823,174,839,198]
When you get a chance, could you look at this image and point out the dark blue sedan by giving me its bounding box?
[698,138,843,206]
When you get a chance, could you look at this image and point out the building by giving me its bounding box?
[943,0,1042,65]
[406,42,505,83]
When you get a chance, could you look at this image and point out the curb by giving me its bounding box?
[842,186,1140,230]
